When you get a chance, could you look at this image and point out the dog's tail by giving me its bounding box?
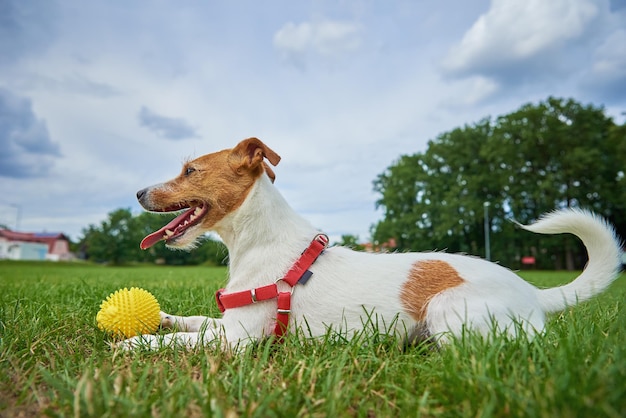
[516,208,623,313]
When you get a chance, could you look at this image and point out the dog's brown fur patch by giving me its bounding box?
[401,260,465,322]
[145,138,280,229]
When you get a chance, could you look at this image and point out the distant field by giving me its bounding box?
[0,261,624,417]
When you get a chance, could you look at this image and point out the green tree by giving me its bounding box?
[82,208,140,264]
[605,121,626,238]
[373,97,625,270]
[486,98,623,268]
[80,209,228,265]
[373,118,497,255]
[335,234,366,251]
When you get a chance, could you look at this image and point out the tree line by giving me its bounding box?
[372,97,625,270]
[78,209,227,266]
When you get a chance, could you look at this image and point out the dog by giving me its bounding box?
[121,137,622,350]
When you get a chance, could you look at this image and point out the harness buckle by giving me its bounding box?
[250,288,257,303]
[315,233,329,246]
[275,278,296,294]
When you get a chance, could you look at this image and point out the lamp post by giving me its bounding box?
[483,201,491,261]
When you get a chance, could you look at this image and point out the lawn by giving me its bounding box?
[0,261,624,417]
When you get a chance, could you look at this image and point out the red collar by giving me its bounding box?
[215,234,329,341]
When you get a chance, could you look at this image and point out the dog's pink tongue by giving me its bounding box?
[139,209,193,250]
[140,231,165,250]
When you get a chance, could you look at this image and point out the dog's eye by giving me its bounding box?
[185,167,196,176]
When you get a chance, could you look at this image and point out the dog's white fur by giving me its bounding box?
[121,138,622,350]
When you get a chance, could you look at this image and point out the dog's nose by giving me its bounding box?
[136,188,147,201]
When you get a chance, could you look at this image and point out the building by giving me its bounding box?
[0,229,73,261]
[363,237,397,253]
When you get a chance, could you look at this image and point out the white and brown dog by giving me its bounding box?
[123,137,622,350]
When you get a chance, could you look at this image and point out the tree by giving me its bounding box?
[335,234,366,251]
[486,98,623,268]
[81,208,140,264]
[373,97,625,270]
[373,118,498,255]
[605,121,626,238]
[80,209,228,265]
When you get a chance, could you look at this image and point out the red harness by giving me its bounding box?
[215,234,329,340]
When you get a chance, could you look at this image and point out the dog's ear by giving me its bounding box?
[262,161,277,183]
[230,137,281,182]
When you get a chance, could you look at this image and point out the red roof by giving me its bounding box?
[0,229,69,252]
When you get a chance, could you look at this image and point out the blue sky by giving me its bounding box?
[1,0,625,244]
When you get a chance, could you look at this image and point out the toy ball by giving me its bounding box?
[96,287,161,338]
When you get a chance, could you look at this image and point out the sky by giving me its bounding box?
[1,0,625,246]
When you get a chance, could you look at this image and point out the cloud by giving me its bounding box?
[273,19,362,68]
[138,106,199,140]
[0,0,57,67]
[610,0,626,11]
[22,74,123,98]
[0,88,61,178]
[582,28,626,103]
[441,0,600,81]
[447,76,501,106]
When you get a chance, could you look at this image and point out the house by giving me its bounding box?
[0,229,73,261]
[363,237,397,253]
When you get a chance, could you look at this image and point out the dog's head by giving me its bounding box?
[137,137,281,250]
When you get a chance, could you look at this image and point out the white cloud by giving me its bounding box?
[0,88,61,178]
[138,107,200,141]
[442,0,600,77]
[582,28,626,102]
[0,0,57,67]
[455,76,501,106]
[21,74,122,98]
[273,19,362,67]
[590,28,626,79]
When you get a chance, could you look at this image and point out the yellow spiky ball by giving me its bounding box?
[96,287,160,338]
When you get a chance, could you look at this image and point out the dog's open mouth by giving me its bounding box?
[140,203,209,250]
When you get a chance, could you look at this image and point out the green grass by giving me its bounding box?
[0,261,625,417]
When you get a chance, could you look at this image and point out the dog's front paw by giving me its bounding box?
[160,311,175,329]
[117,334,161,351]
